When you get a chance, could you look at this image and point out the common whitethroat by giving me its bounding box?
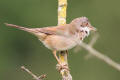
[5,17,96,65]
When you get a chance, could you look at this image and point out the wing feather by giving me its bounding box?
[32,24,70,36]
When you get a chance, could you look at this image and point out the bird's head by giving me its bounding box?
[71,17,96,36]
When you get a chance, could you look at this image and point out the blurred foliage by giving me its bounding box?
[0,0,120,80]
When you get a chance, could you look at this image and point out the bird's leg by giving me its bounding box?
[53,50,69,70]
[53,50,61,64]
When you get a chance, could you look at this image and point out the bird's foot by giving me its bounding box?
[56,63,69,71]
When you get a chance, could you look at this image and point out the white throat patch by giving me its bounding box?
[80,27,90,36]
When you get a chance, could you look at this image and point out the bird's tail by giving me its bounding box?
[5,23,47,41]
[5,23,36,33]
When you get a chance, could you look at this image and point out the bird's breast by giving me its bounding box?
[41,35,77,51]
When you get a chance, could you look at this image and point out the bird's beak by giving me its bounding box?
[89,25,97,31]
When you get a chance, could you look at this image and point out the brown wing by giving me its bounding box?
[31,24,70,35]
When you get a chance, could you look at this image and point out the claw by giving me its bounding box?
[56,64,69,71]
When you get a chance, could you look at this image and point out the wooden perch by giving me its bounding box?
[57,0,72,80]
[21,66,46,80]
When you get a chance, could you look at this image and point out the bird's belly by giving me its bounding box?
[41,35,77,51]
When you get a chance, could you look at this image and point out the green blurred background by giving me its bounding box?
[0,0,120,80]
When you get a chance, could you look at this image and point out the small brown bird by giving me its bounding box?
[5,17,96,65]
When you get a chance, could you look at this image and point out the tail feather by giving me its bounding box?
[5,23,48,41]
[4,23,35,33]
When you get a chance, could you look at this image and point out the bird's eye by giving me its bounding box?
[86,23,88,26]
[81,22,88,27]
[80,24,83,27]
